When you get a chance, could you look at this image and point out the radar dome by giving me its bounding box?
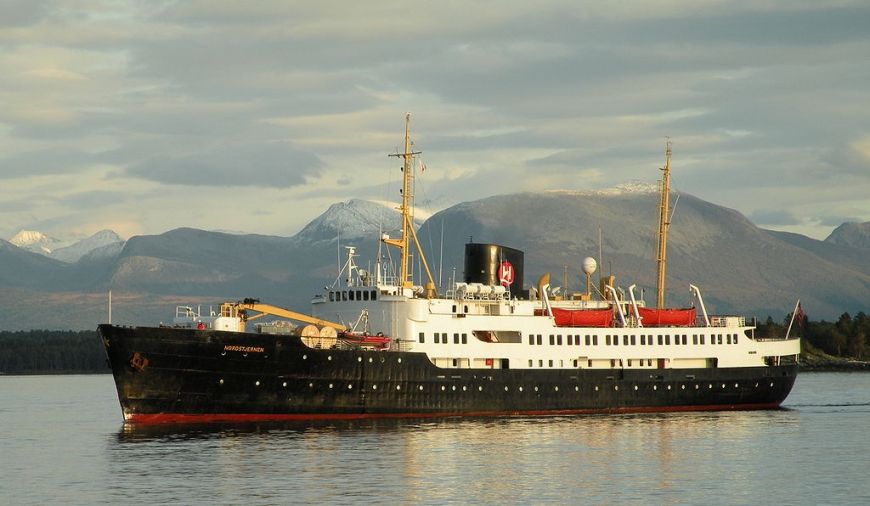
[582,257,597,275]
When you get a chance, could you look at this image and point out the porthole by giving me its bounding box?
[348,384,353,389]
[380,357,385,363]
[452,385,457,391]
[755,382,759,388]
[505,386,509,391]
[327,355,332,361]
[722,383,726,389]
[575,386,579,392]
[653,385,657,391]
[357,357,362,362]
[614,385,619,391]
[462,386,467,391]
[441,386,446,391]
[708,384,713,389]
[519,386,524,392]
[695,384,699,390]
[396,385,401,390]
[667,385,671,390]
[328,383,333,389]
[221,351,226,356]
[770,382,774,387]
[419,385,424,391]
[734,383,739,388]
[219,379,224,385]
[302,354,307,360]
[594,386,599,391]
[255,380,260,386]
[398,358,402,363]
[554,386,559,392]
[681,384,686,390]
[372,385,378,390]
[369,357,373,363]
[634,385,638,391]
[283,382,288,388]
[308,382,313,388]
[534,386,539,392]
[478,386,483,391]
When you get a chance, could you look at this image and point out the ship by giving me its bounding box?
[99,115,801,423]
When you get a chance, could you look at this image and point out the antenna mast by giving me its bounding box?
[383,113,437,297]
[656,138,672,309]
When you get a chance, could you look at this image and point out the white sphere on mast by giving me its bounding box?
[582,257,598,275]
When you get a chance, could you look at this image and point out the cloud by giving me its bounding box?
[58,190,129,209]
[124,142,324,187]
[750,209,800,226]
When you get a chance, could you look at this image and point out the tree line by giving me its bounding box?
[0,330,108,374]
[757,311,869,359]
[1,314,868,374]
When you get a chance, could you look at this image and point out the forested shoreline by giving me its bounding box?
[1,312,868,374]
[0,330,108,375]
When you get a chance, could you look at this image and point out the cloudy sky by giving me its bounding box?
[1,0,868,242]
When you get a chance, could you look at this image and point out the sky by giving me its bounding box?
[1,0,868,242]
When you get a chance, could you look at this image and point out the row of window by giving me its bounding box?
[328,290,378,302]
[530,333,740,346]
[422,332,469,344]
[419,331,741,346]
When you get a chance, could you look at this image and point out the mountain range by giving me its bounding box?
[1,192,867,330]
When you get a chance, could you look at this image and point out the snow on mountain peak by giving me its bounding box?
[10,230,61,254]
[7,228,124,262]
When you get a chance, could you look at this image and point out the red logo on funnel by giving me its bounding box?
[498,260,515,286]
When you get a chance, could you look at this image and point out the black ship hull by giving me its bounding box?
[99,324,798,423]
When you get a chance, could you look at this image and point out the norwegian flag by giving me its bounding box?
[420,160,426,172]
[796,302,806,328]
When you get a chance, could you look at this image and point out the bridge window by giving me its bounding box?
[701,335,705,344]
[640,335,646,345]
[585,335,591,346]
[693,334,698,345]
[537,334,542,345]
[549,360,554,367]
[371,291,377,301]
[363,291,369,301]
[454,333,459,344]
[529,360,533,367]
[631,335,636,345]
[529,334,534,345]
[329,292,335,301]
[349,291,354,301]
[539,360,543,367]
[557,335,563,345]
[568,335,573,345]
[549,334,555,345]
[658,335,663,345]
[606,335,611,346]
[419,332,425,343]
[593,335,598,345]
[623,335,629,346]
[461,333,468,344]
[718,334,723,345]
[341,291,348,301]
[734,334,739,344]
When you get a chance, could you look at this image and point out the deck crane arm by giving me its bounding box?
[220,301,347,331]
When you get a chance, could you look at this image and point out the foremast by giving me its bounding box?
[656,139,672,309]
[383,113,437,298]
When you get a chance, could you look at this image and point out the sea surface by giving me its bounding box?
[1,372,869,505]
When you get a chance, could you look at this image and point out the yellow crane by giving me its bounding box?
[220,299,347,332]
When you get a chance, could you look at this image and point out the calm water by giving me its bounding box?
[1,373,869,505]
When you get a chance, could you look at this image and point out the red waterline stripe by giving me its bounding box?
[125,403,782,424]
